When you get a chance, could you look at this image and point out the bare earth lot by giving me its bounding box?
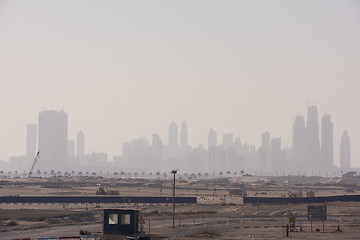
[1,175,360,239]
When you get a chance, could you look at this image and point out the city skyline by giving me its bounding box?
[0,1,359,167]
[0,104,354,175]
[1,2,360,239]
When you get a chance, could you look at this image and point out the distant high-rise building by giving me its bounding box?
[76,130,85,157]
[220,133,236,171]
[152,134,163,170]
[242,143,250,169]
[234,137,242,155]
[248,145,257,171]
[340,130,351,169]
[293,115,306,170]
[208,128,217,149]
[67,140,75,157]
[38,110,68,170]
[270,138,281,172]
[262,132,270,149]
[180,121,188,148]
[208,128,218,173]
[168,121,178,147]
[306,106,320,169]
[122,137,150,168]
[222,133,233,148]
[152,134,162,156]
[321,114,333,167]
[26,124,37,159]
[258,131,270,173]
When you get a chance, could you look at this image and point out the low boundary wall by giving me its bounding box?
[243,194,360,204]
[0,196,197,204]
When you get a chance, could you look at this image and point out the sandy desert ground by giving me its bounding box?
[1,175,360,239]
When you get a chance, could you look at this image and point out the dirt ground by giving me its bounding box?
[1,175,360,239]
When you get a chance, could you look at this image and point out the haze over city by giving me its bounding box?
[2,1,360,240]
[0,0,359,169]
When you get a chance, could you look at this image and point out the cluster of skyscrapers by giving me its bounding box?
[4,110,88,173]
[292,106,351,173]
[117,105,352,176]
[0,106,353,176]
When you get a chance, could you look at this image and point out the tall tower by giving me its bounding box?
[306,106,320,169]
[270,138,281,172]
[168,121,178,147]
[76,130,85,157]
[321,114,333,167]
[259,131,270,173]
[38,110,68,170]
[180,121,188,148]
[208,128,217,149]
[234,137,242,155]
[26,124,37,159]
[152,134,163,170]
[262,132,270,149]
[152,134,162,159]
[293,115,306,170]
[208,128,218,173]
[222,133,234,148]
[340,130,351,169]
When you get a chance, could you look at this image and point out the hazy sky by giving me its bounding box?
[0,0,359,167]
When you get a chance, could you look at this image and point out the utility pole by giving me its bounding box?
[172,169,178,228]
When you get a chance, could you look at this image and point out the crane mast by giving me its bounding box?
[28,151,40,177]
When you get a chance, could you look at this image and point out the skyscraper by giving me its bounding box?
[293,115,306,170]
[306,106,320,169]
[234,137,242,155]
[152,134,163,170]
[38,110,68,170]
[26,124,37,159]
[321,114,333,167]
[258,131,270,173]
[340,130,351,169]
[208,128,218,173]
[76,130,85,157]
[222,133,234,148]
[270,138,281,172]
[180,121,188,148]
[168,121,178,147]
[208,128,217,149]
[122,138,150,168]
[262,132,270,149]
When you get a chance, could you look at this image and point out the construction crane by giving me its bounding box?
[28,151,40,177]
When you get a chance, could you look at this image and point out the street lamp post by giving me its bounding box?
[172,169,178,228]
